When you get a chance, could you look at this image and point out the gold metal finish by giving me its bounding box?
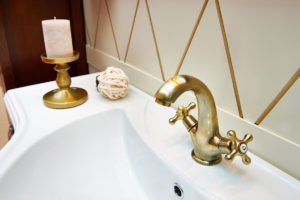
[155,75,253,166]
[41,51,88,109]
[169,102,197,132]
[225,130,253,165]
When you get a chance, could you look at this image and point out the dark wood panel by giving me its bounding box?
[0,12,16,90]
[0,0,87,89]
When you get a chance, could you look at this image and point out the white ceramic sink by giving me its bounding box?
[1,73,299,200]
[0,110,146,199]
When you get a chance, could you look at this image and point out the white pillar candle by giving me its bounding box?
[42,18,73,58]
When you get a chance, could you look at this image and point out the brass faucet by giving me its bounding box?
[155,75,253,166]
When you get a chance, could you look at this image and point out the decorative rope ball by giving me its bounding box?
[96,67,129,100]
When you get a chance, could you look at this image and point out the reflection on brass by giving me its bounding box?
[41,51,88,109]
[155,75,253,166]
[225,130,253,165]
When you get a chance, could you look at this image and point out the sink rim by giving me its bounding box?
[2,73,300,200]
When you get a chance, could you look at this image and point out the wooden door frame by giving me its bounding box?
[0,11,16,90]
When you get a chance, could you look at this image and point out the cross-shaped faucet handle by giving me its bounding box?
[169,102,196,125]
[225,130,253,165]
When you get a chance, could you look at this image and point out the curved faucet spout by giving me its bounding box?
[155,75,220,139]
[155,75,232,165]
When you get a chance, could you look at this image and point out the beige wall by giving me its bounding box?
[0,68,9,149]
[83,0,300,177]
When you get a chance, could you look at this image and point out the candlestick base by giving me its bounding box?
[41,51,88,109]
[43,87,87,109]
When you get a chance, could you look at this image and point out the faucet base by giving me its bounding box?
[191,150,222,166]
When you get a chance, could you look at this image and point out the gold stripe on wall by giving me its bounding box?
[124,0,140,62]
[174,0,209,76]
[104,0,121,60]
[215,0,244,118]
[255,67,300,125]
[94,0,102,48]
[145,0,165,81]
[84,15,92,46]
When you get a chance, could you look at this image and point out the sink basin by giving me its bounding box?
[0,110,146,199]
[1,73,299,200]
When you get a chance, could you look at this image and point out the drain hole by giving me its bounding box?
[173,183,184,199]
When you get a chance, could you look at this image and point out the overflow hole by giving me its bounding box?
[173,183,184,199]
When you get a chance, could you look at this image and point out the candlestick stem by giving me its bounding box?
[55,64,71,89]
[41,51,88,109]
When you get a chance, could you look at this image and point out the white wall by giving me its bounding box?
[83,0,300,178]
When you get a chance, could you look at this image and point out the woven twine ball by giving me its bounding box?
[96,67,129,100]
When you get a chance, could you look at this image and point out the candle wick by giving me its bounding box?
[54,16,56,20]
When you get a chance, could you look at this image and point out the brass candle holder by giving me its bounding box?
[41,51,88,109]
